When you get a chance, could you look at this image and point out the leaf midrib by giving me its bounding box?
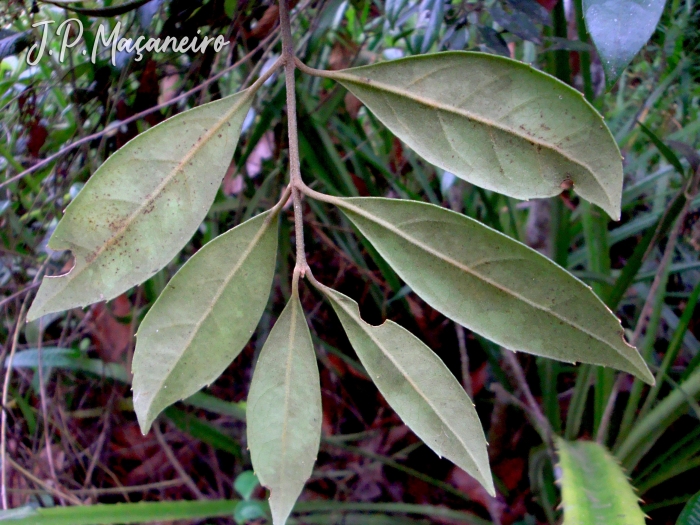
[339,200,632,359]
[329,290,486,481]
[278,297,299,489]
[330,69,611,203]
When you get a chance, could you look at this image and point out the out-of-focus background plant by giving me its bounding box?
[0,0,699,524]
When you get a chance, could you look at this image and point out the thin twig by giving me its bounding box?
[8,478,185,497]
[0,283,40,310]
[36,318,64,505]
[501,349,554,450]
[455,324,473,398]
[153,426,205,500]
[1,262,47,509]
[5,457,83,506]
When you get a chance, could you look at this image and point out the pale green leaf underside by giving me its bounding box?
[317,283,495,496]
[247,294,322,525]
[336,197,654,384]
[556,439,646,525]
[584,0,665,87]
[329,52,623,219]
[28,89,254,321]
[133,212,278,432]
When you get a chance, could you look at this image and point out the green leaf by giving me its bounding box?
[234,471,260,500]
[583,0,666,88]
[0,501,492,524]
[325,52,623,219]
[163,407,242,458]
[132,211,279,433]
[233,500,267,524]
[224,0,238,19]
[638,121,685,177]
[332,197,654,384]
[313,280,494,496]
[28,89,254,321]
[0,500,239,524]
[6,347,130,383]
[410,0,444,54]
[556,439,646,525]
[247,293,322,525]
[677,490,700,525]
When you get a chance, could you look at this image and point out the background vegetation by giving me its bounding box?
[0,0,699,523]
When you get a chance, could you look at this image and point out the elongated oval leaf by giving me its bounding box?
[678,490,700,525]
[247,293,322,525]
[325,52,623,219]
[133,211,279,432]
[28,89,254,321]
[334,197,654,384]
[584,0,666,88]
[315,281,494,496]
[556,439,645,525]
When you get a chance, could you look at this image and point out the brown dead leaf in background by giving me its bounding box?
[449,468,505,524]
[88,294,133,364]
[158,65,180,106]
[492,456,525,491]
[329,40,359,71]
[33,444,67,480]
[345,92,363,119]
[247,5,279,40]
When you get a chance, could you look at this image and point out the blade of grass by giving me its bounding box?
[615,367,700,470]
[639,281,700,417]
[163,407,242,458]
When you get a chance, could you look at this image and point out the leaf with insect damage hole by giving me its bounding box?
[557,438,646,525]
[314,281,494,496]
[334,197,654,384]
[132,211,278,432]
[326,52,624,219]
[247,292,322,525]
[28,89,254,321]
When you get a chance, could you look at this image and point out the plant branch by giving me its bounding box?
[279,0,308,277]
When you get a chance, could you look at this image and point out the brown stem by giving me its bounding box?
[279,0,309,280]
[501,349,554,451]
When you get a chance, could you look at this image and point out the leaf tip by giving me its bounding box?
[639,366,655,386]
[25,303,42,323]
[269,490,295,525]
[135,406,155,436]
[484,478,496,498]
